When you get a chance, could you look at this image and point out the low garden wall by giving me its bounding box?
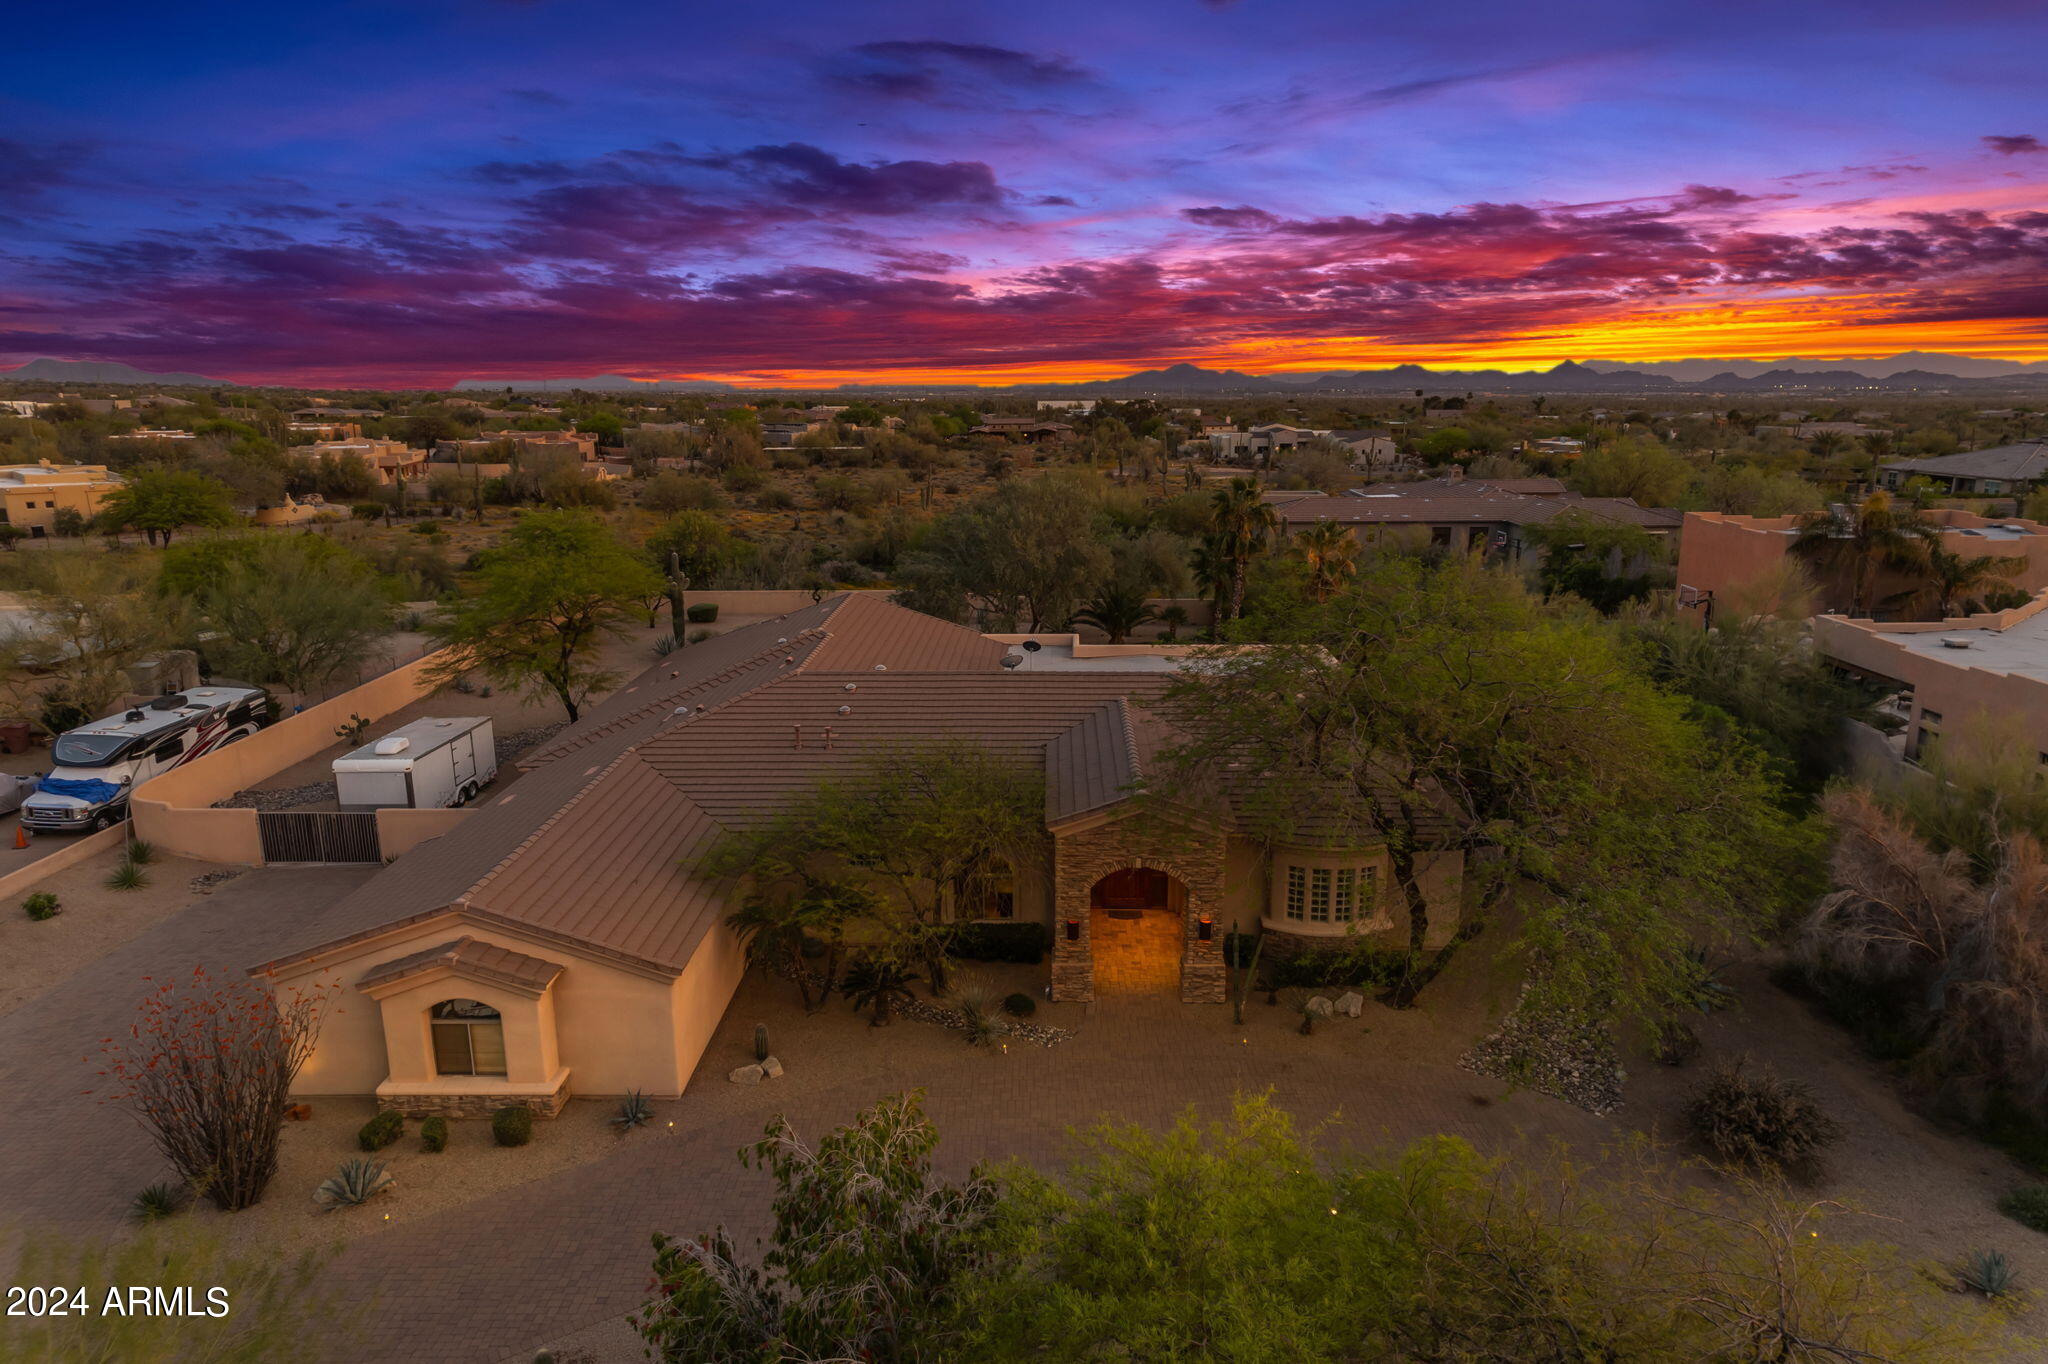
[0,825,128,902]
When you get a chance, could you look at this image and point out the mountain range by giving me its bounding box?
[1578,352,2048,381]
[0,357,226,385]
[1047,358,2048,396]
[452,373,735,393]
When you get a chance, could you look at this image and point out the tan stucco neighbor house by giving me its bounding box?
[251,593,1463,1117]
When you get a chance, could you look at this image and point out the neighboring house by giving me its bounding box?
[760,420,827,447]
[1881,443,2048,496]
[1676,509,2048,622]
[1208,424,1330,463]
[291,406,385,421]
[1755,422,1879,438]
[252,493,344,527]
[287,420,362,440]
[1816,590,2048,763]
[1529,437,1585,457]
[1278,484,1680,560]
[249,593,1463,1117]
[1326,429,1401,470]
[0,461,123,535]
[296,439,428,486]
[1035,399,1096,413]
[970,419,1072,442]
[434,430,600,465]
[106,427,196,442]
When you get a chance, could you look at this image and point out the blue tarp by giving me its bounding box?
[36,776,122,806]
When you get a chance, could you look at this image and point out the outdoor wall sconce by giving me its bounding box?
[1198,917,1214,941]
[1064,918,1080,942]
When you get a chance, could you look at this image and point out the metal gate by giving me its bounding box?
[256,811,381,864]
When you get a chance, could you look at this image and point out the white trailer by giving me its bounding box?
[333,716,496,810]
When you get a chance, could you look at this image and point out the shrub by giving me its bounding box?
[1221,931,1259,968]
[357,1109,403,1152]
[1003,992,1037,1017]
[419,1115,448,1154]
[949,921,1050,964]
[314,1158,393,1209]
[130,1181,189,1222]
[22,891,60,921]
[686,602,719,623]
[612,1090,654,1132]
[948,975,1011,1047]
[123,838,155,865]
[1957,1248,2018,1298]
[1998,1184,2048,1234]
[350,502,384,520]
[688,629,716,644]
[1685,1058,1843,1174]
[653,634,677,657]
[1262,943,1407,991]
[492,1105,533,1147]
[105,859,148,891]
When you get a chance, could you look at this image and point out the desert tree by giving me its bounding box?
[95,966,332,1212]
[428,510,660,721]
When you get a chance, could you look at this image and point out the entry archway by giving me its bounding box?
[1087,867,1187,994]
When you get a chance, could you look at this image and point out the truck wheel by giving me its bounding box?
[456,783,477,806]
[90,812,114,832]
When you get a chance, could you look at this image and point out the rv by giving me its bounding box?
[19,686,270,833]
[333,716,496,811]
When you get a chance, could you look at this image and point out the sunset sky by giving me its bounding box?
[4,0,2047,388]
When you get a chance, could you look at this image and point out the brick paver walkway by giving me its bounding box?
[1088,906,1182,993]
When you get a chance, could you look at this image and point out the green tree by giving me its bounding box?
[646,510,749,588]
[1790,491,1935,617]
[726,875,879,1013]
[427,510,659,721]
[700,739,1040,994]
[181,538,391,698]
[96,467,236,546]
[1154,556,1803,1027]
[1567,438,1691,506]
[0,553,182,728]
[1289,519,1360,603]
[635,1092,996,1364]
[1524,510,1668,613]
[894,471,1113,630]
[1909,544,2027,619]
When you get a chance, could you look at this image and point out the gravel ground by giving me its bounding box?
[1462,993,1626,1115]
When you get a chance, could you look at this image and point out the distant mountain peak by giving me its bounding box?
[1,357,224,386]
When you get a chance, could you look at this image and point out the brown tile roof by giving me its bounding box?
[636,672,1172,828]
[1045,699,1141,825]
[799,591,1012,673]
[357,936,565,994]
[1353,476,1567,497]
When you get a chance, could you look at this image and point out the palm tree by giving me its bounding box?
[1072,581,1158,644]
[1860,431,1894,490]
[1292,519,1361,603]
[1910,545,2027,620]
[842,956,917,1028]
[1208,477,1277,624]
[1790,491,1936,617]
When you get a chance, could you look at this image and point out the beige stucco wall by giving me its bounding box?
[270,914,733,1103]
[1816,598,2048,763]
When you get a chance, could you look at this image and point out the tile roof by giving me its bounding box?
[1883,443,2048,483]
[1282,491,1679,529]
[1353,476,1567,497]
[357,936,565,994]
[1044,699,1142,825]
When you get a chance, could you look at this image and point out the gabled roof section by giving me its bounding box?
[357,936,564,995]
[1045,699,1142,825]
[799,591,1012,673]
[1883,443,2048,483]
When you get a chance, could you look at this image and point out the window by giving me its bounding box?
[1920,709,1942,727]
[430,998,506,1076]
[1277,859,1380,927]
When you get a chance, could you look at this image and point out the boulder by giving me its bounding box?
[728,1063,764,1085]
[1306,995,1335,1018]
[1335,992,1365,1018]
[761,1056,785,1079]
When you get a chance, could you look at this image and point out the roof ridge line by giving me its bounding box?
[1114,696,1142,781]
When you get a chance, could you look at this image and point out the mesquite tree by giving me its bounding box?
[96,967,332,1211]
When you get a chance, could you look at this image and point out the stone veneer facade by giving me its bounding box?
[1050,816,1227,1004]
[384,1077,571,1121]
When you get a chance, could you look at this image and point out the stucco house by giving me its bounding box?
[250,594,1462,1117]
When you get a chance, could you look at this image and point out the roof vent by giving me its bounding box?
[125,709,145,722]
[838,705,852,716]
[374,736,411,755]
[1940,636,1973,649]
[873,664,887,671]
[149,694,187,710]
[1000,656,1022,669]
[777,637,788,645]
[843,682,856,691]
[1021,640,1042,653]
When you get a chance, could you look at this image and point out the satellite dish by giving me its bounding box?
[1000,656,1022,669]
[1021,639,1042,653]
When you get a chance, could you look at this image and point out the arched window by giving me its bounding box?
[430,998,506,1077]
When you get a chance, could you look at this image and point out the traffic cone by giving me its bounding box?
[12,824,27,849]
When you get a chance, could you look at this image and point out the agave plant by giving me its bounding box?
[123,838,157,866]
[1958,1248,2018,1298]
[948,975,1011,1048]
[611,1090,654,1132]
[131,1181,189,1222]
[105,859,149,891]
[314,1158,394,1210]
